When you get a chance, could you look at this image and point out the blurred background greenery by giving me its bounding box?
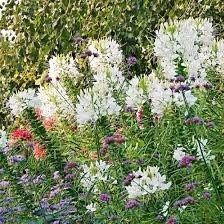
[1,0,224,127]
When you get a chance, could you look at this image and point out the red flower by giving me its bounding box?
[43,117,55,131]
[33,142,46,160]
[11,128,32,141]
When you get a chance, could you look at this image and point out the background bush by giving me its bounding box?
[1,0,224,127]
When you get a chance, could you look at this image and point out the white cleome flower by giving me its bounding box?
[0,130,7,149]
[126,166,171,199]
[37,84,75,119]
[195,138,215,162]
[148,75,173,116]
[7,88,41,116]
[88,37,123,73]
[173,147,186,161]
[125,76,147,109]
[76,74,121,125]
[161,201,170,216]
[216,40,224,74]
[48,54,82,84]
[173,90,197,107]
[37,87,57,118]
[154,18,214,84]
[86,203,97,213]
[80,160,111,192]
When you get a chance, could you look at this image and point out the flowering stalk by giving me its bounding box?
[24,109,65,171]
[181,91,223,211]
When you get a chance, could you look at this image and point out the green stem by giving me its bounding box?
[182,91,223,211]
[94,122,101,161]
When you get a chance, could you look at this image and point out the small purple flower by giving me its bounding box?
[100,145,108,156]
[33,175,45,184]
[127,56,137,65]
[174,84,190,92]
[99,193,110,202]
[50,204,60,211]
[80,53,87,59]
[92,52,98,57]
[59,198,71,206]
[53,171,60,180]
[203,83,212,89]
[175,75,185,82]
[0,181,10,189]
[104,136,115,144]
[156,214,165,221]
[125,199,140,209]
[18,174,29,186]
[123,173,135,186]
[9,155,25,164]
[0,217,4,224]
[137,159,145,165]
[73,36,84,44]
[49,185,61,198]
[184,182,197,191]
[51,221,60,224]
[202,191,211,200]
[192,116,204,124]
[64,162,77,173]
[185,116,204,125]
[166,217,177,224]
[40,198,49,210]
[26,142,34,148]
[178,155,196,168]
[173,196,195,208]
[63,183,72,190]
[85,50,92,56]
[44,75,52,83]
[190,76,196,81]
[65,173,75,181]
